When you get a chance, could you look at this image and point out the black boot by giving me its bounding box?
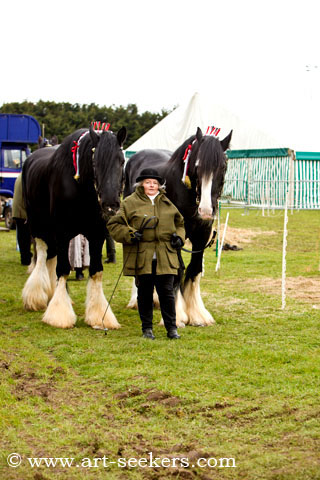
[142,328,155,340]
[167,328,181,339]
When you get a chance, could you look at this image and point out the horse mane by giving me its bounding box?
[51,128,98,183]
[190,136,227,181]
[167,135,196,170]
[166,133,227,184]
[93,131,120,176]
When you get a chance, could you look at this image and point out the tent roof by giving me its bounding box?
[126,92,287,153]
[127,92,320,154]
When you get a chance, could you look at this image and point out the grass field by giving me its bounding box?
[0,209,319,480]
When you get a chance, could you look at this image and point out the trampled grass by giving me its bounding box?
[0,209,319,480]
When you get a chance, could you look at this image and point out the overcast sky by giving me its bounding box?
[1,0,319,144]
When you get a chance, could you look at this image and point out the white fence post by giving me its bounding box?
[216,212,229,272]
[216,200,221,258]
[281,194,289,309]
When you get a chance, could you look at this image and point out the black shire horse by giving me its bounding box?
[124,127,232,327]
[22,125,126,329]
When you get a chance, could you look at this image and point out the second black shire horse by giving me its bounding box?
[22,125,126,329]
[124,127,232,327]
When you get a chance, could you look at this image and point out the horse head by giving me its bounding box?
[89,126,127,219]
[187,127,232,220]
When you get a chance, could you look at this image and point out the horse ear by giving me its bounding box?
[117,127,127,147]
[220,130,233,151]
[196,127,203,143]
[89,125,100,147]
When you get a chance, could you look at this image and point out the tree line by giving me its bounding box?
[0,100,172,149]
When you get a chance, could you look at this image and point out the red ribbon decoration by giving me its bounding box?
[91,121,111,132]
[71,140,79,174]
[205,125,220,136]
[183,144,192,161]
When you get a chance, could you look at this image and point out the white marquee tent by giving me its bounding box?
[126,93,320,209]
[126,92,285,153]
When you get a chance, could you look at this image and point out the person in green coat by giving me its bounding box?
[108,168,185,340]
[12,173,32,265]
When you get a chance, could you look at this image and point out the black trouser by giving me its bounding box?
[137,260,177,332]
[15,218,32,266]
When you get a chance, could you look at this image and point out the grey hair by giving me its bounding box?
[133,180,145,189]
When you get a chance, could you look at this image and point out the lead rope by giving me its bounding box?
[180,230,217,254]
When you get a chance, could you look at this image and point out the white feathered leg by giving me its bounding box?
[175,289,188,327]
[27,257,36,275]
[153,289,160,309]
[22,238,51,311]
[85,271,120,329]
[127,279,138,309]
[42,276,76,328]
[183,274,215,326]
[46,256,57,301]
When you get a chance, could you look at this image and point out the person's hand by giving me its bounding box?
[131,231,143,244]
[170,233,184,249]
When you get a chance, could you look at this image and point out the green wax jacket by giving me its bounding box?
[107,186,185,276]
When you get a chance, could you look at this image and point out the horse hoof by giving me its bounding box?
[175,320,186,328]
[188,319,205,327]
[92,325,108,331]
[42,312,76,329]
[86,316,121,330]
[126,301,138,309]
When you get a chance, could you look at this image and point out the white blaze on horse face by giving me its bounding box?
[198,174,213,219]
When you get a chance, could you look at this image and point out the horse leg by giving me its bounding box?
[22,238,51,311]
[46,256,57,300]
[183,251,215,326]
[42,276,76,328]
[127,279,138,309]
[42,237,76,328]
[27,237,37,274]
[174,288,188,327]
[153,290,160,309]
[85,236,120,329]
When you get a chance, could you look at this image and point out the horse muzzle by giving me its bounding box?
[198,206,213,220]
